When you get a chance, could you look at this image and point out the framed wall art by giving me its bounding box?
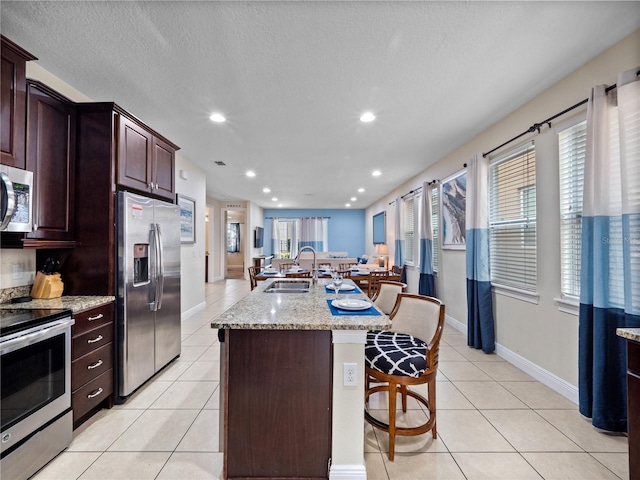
[177,194,196,243]
[441,169,466,249]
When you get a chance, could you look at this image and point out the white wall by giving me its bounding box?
[246,201,265,276]
[366,29,640,393]
[176,157,207,317]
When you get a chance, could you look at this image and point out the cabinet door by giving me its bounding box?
[117,115,153,193]
[152,136,175,200]
[26,83,76,240]
[1,44,28,168]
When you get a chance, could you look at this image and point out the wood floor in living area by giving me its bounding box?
[32,279,629,480]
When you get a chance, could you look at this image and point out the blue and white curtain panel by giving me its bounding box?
[394,196,404,271]
[271,217,279,257]
[579,67,640,433]
[300,217,324,251]
[465,154,495,353]
[419,181,435,296]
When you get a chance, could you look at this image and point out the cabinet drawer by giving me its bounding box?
[72,342,113,391]
[72,369,113,424]
[73,303,114,336]
[73,323,113,359]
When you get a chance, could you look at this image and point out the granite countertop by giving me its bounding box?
[211,278,391,331]
[0,295,115,314]
[617,328,640,343]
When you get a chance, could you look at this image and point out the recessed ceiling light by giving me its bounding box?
[372,170,381,177]
[246,170,256,178]
[360,112,376,123]
[358,188,365,193]
[351,197,357,202]
[272,197,278,201]
[263,187,271,193]
[278,204,283,208]
[209,113,226,123]
[345,203,351,207]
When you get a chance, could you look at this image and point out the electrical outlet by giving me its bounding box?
[343,362,357,387]
[12,264,24,280]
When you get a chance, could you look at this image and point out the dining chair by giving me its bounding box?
[340,262,357,270]
[247,266,258,291]
[364,293,445,461]
[279,262,295,273]
[367,270,388,298]
[389,264,404,281]
[286,271,311,278]
[371,280,407,315]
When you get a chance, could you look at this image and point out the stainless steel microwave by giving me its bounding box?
[0,165,33,233]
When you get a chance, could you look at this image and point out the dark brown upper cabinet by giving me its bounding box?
[25,80,76,243]
[118,115,176,201]
[1,35,37,169]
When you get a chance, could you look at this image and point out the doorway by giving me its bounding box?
[225,209,246,279]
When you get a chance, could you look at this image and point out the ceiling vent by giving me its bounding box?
[214,161,226,166]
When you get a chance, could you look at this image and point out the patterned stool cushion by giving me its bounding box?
[366,330,427,378]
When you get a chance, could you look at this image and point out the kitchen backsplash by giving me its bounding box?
[0,249,36,290]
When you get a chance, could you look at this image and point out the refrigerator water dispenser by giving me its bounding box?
[133,244,149,284]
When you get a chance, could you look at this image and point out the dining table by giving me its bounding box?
[255,267,401,285]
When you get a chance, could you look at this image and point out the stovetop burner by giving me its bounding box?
[0,308,73,338]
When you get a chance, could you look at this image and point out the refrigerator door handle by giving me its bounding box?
[149,224,159,311]
[156,223,165,310]
[149,223,158,312]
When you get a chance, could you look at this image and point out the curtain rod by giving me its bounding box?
[265,216,331,219]
[388,180,440,205]
[482,83,619,158]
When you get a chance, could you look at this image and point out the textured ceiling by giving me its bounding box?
[2,1,638,209]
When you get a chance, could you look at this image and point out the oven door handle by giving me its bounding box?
[0,318,75,355]
[0,172,16,231]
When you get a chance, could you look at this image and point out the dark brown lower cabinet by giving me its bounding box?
[627,339,639,480]
[71,302,114,429]
[225,329,332,480]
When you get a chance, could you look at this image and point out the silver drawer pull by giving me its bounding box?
[87,335,103,344]
[87,313,104,321]
[87,388,103,399]
[87,360,103,370]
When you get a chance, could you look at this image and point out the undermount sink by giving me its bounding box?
[264,280,311,293]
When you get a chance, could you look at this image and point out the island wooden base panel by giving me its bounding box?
[224,329,332,480]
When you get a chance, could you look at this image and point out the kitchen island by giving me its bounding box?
[211,278,390,480]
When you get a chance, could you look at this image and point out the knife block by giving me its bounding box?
[31,272,64,299]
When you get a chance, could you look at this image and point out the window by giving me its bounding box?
[431,187,440,272]
[226,223,241,253]
[276,220,297,258]
[558,120,586,298]
[489,143,537,292]
[403,196,416,264]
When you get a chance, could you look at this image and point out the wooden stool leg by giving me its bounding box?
[401,384,408,412]
[388,382,397,461]
[429,378,437,439]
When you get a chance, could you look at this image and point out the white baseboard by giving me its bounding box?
[329,463,367,480]
[443,314,578,405]
[181,301,206,320]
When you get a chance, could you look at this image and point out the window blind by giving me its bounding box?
[489,143,537,291]
[558,120,586,298]
[431,187,439,272]
[403,197,415,264]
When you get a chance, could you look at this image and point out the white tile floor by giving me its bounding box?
[31,279,629,480]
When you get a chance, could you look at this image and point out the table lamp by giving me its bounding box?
[376,244,388,268]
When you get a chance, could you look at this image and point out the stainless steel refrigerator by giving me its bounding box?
[116,191,181,400]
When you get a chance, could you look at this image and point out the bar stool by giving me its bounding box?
[364,293,445,460]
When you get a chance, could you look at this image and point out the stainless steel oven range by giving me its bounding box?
[0,308,74,480]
